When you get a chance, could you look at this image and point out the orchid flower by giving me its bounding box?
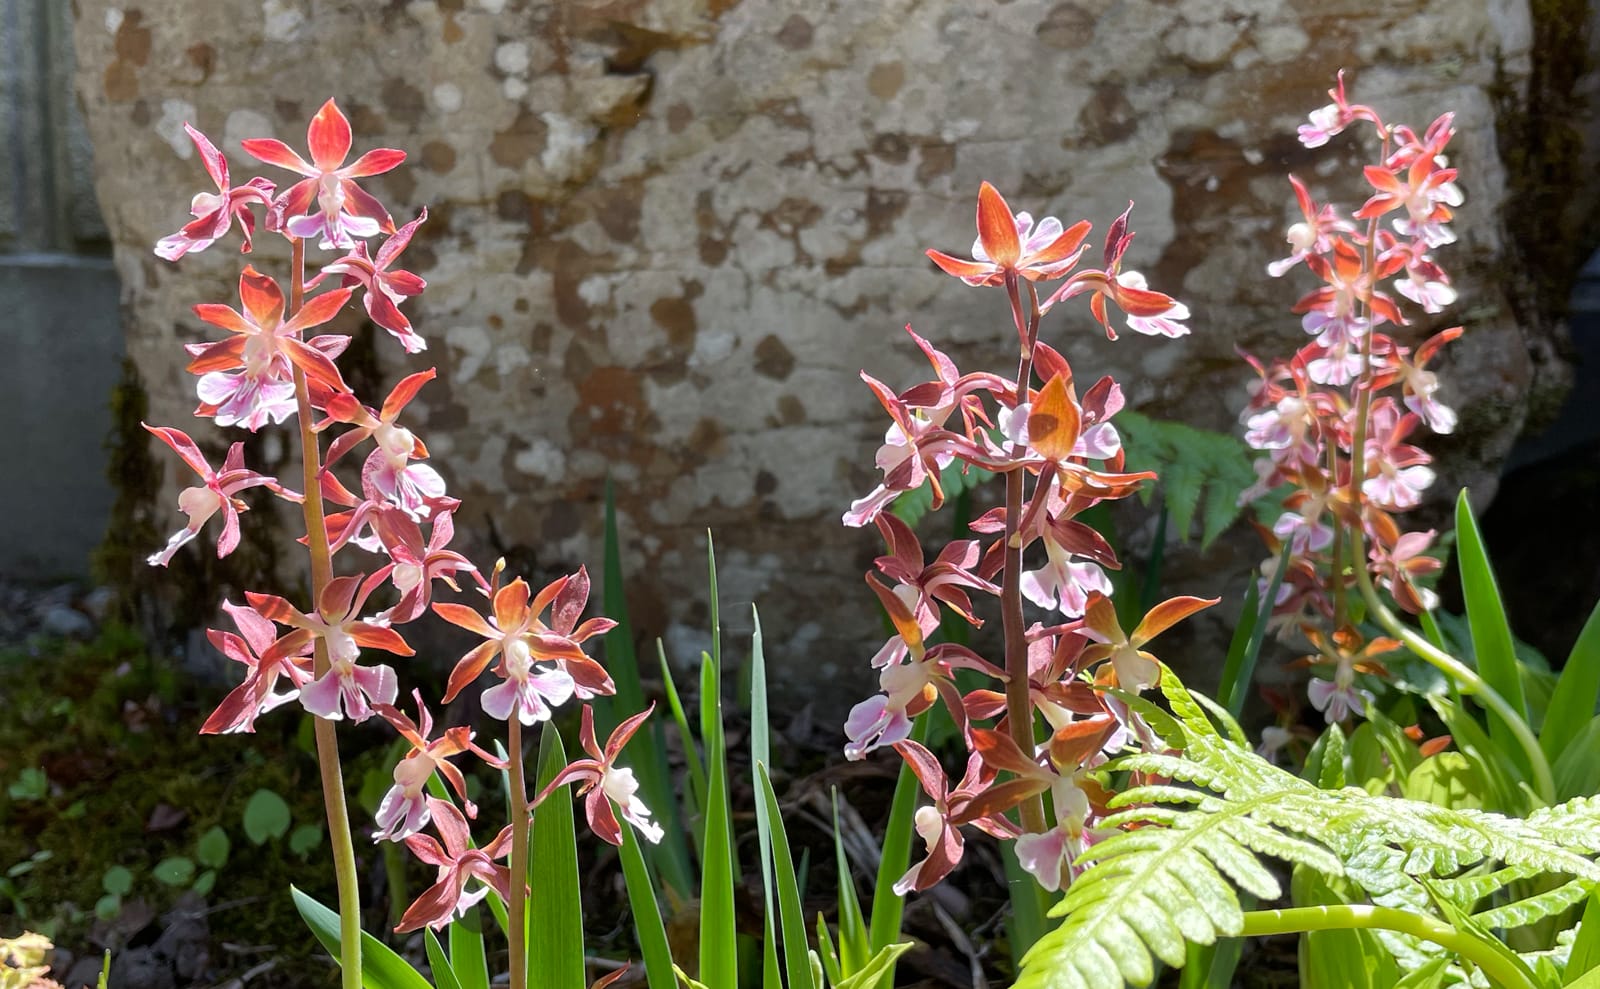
[144,425,300,566]
[184,266,354,429]
[243,98,406,250]
[313,208,429,352]
[155,124,275,261]
[371,691,504,842]
[199,600,314,734]
[247,572,411,723]
[395,799,514,933]
[536,704,663,846]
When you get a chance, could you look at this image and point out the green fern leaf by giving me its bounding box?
[1116,410,1258,551]
[1471,878,1592,931]
[1017,669,1600,989]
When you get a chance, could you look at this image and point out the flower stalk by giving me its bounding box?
[1239,905,1538,989]
[287,235,363,989]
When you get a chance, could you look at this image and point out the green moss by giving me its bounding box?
[0,628,345,976]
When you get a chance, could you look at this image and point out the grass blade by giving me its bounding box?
[291,885,432,989]
[757,763,819,989]
[448,902,490,989]
[1218,546,1286,718]
[425,930,465,989]
[831,789,870,975]
[658,641,708,853]
[1456,490,1531,776]
[749,607,782,989]
[1541,596,1600,765]
[619,820,677,989]
[698,537,738,989]
[601,478,693,897]
[868,714,926,982]
[529,721,585,989]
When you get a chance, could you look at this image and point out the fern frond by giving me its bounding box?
[1115,410,1257,550]
[1015,669,1600,989]
[1471,880,1592,930]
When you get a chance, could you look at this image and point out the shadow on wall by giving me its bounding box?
[1477,251,1600,662]
[0,0,122,580]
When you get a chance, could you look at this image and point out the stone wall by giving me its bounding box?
[67,0,1595,703]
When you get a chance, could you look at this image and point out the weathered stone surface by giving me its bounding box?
[68,0,1594,706]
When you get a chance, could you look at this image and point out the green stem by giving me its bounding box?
[1239,905,1536,989]
[288,236,361,989]
[1354,566,1555,804]
[507,717,528,989]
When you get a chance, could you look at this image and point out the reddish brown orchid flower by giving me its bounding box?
[395,799,515,933]
[535,704,662,847]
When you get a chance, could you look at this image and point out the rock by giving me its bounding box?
[152,905,209,983]
[41,604,93,639]
[108,947,175,989]
[62,955,107,989]
[66,1,1600,707]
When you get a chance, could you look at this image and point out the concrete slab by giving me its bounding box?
[0,253,122,578]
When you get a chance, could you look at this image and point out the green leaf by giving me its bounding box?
[619,820,677,989]
[242,788,291,845]
[868,713,927,972]
[192,868,216,896]
[699,646,738,989]
[658,641,707,837]
[425,930,465,989]
[600,479,693,898]
[1217,547,1287,719]
[529,721,585,989]
[448,902,491,989]
[1543,596,1600,766]
[1314,724,1346,791]
[1391,957,1449,989]
[1427,695,1526,815]
[672,964,711,989]
[292,885,434,989]
[196,826,230,869]
[1568,887,1600,979]
[289,823,324,857]
[152,856,195,887]
[1116,409,1257,550]
[8,767,47,801]
[831,790,870,975]
[832,943,916,989]
[815,914,842,986]
[101,865,133,897]
[94,893,121,921]
[1456,489,1532,777]
[1405,752,1486,810]
[749,608,784,989]
[757,763,819,989]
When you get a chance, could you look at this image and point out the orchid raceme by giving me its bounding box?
[844,182,1208,894]
[1241,75,1468,722]
[146,101,642,989]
